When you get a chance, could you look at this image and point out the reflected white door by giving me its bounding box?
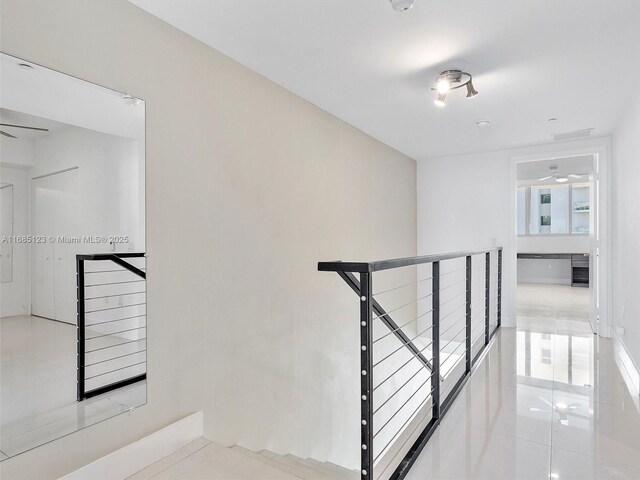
[31,169,78,324]
[0,185,13,283]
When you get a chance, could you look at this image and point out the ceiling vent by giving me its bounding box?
[553,128,594,142]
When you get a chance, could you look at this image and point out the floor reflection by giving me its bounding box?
[406,285,640,480]
[517,330,594,389]
[0,315,146,459]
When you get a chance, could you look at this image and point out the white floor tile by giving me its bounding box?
[1,315,146,459]
[551,446,640,480]
[405,425,551,480]
[405,282,640,480]
[551,391,640,470]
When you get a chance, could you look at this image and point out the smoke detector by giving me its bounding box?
[389,0,415,12]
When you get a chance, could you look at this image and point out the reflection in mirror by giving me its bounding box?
[0,53,146,460]
[0,184,13,283]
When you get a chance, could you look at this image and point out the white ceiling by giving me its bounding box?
[517,155,593,185]
[1,53,145,141]
[130,0,640,161]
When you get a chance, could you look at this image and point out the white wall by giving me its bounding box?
[612,89,640,369]
[0,137,34,169]
[517,258,571,285]
[517,235,589,254]
[1,127,144,321]
[31,126,145,253]
[0,166,30,317]
[0,137,33,317]
[0,1,416,478]
[417,137,611,328]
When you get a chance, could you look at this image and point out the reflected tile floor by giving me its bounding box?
[406,285,640,480]
[0,315,146,458]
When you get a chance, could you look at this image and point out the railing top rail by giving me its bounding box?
[318,247,502,273]
[77,253,145,261]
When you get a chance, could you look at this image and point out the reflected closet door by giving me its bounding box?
[31,168,78,324]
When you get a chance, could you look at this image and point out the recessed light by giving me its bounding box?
[389,0,415,12]
[550,473,560,479]
[17,63,33,70]
[476,120,491,128]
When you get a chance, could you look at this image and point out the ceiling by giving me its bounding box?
[0,109,66,140]
[1,53,145,141]
[517,155,593,185]
[130,0,640,161]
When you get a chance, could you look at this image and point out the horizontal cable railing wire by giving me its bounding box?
[77,253,147,401]
[318,247,502,480]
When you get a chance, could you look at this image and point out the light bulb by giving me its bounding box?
[434,93,447,107]
[437,80,450,94]
[466,81,478,98]
[556,177,568,183]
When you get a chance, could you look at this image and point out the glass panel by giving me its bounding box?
[529,185,569,235]
[529,187,542,234]
[516,187,526,235]
[572,183,590,233]
[550,185,569,234]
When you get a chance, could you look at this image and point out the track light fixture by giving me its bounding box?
[431,70,478,107]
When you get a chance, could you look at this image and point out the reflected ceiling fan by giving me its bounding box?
[538,165,588,183]
[0,122,49,139]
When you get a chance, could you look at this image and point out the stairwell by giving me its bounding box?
[128,438,359,480]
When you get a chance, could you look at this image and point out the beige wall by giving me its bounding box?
[0,0,416,478]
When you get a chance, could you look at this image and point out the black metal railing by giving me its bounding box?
[77,253,146,401]
[318,247,502,480]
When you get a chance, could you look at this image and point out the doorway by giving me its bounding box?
[509,146,611,338]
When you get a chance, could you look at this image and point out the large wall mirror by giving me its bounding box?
[0,53,146,460]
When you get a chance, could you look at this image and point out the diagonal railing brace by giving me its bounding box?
[337,271,441,380]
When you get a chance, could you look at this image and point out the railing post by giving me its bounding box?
[465,256,472,373]
[485,252,490,346]
[432,261,440,420]
[359,272,373,480]
[497,249,502,328]
[76,257,85,402]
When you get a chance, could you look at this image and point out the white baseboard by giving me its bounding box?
[59,411,204,480]
[612,332,640,407]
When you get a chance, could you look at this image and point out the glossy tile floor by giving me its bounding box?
[406,283,640,480]
[0,315,146,459]
[517,283,590,323]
